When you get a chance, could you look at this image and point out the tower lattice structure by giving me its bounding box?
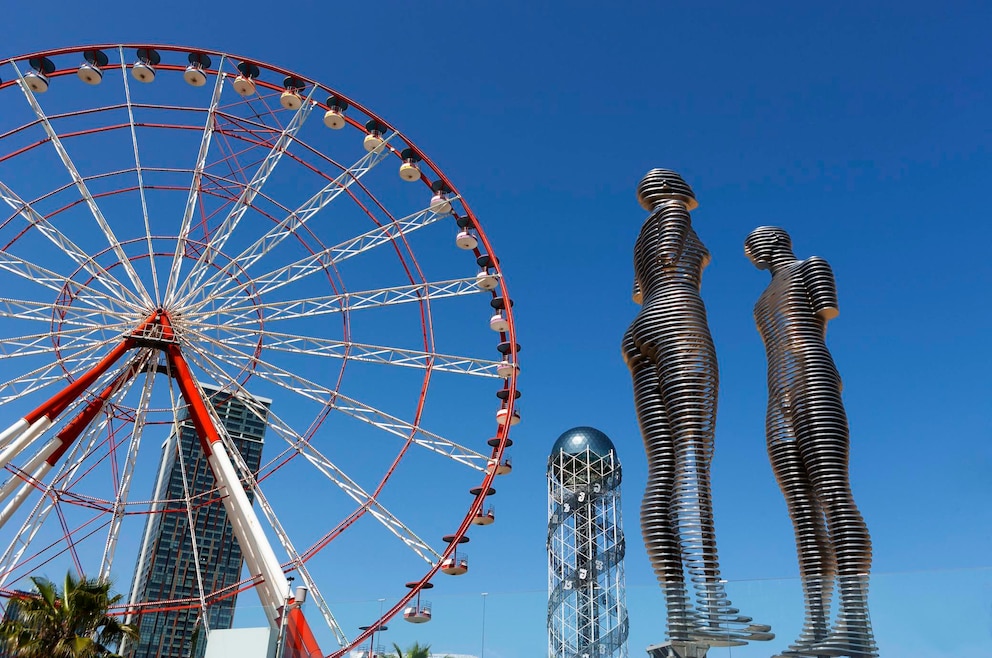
[548,427,629,658]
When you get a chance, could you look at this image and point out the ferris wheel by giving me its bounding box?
[0,44,519,657]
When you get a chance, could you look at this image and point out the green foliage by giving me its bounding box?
[389,641,433,658]
[0,572,139,658]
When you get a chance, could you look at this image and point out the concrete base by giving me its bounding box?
[646,641,710,658]
[204,627,277,658]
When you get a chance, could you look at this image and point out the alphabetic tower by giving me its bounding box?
[548,427,629,658]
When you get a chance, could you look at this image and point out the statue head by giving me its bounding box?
[744,226,793,270]
[636,168,698,211]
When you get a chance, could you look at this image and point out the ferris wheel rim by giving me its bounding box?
[0,43,487,231]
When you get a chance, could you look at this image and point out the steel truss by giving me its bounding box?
[548,446,629,658]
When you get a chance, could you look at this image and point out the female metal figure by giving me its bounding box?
[623,169,771,649]
[745,226,876,657]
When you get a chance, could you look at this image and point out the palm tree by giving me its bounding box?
[0,572,139,658]
[389,641,432,658]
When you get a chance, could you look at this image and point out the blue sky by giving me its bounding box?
[0,2,989,657]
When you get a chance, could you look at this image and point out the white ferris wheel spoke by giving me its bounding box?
[0,296,135,329]
[191,324,502,378]
[163,57,228,304]
[189,275,487,328]
[163,371,214,635]
[11,62,152,308]
[189,368,441,565]
[187,204,449,312]
[174,136,396,308]
[181,332,487,470]
[171,86,317,305]
[165,369,346,649]
[0,339,120,405]
[0,250,139,316]
[0,181,146,311]
[123,370,181,637]
[0,391,116,588]
[0,326,123,362]
[185,350,442,566]
[98,350,157,581]
[286,433,441,565]
[118,47,161,306]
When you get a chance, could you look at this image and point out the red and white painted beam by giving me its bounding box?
[0,334,139,473]
[0,308,315,642]
[0,313,155,471]
[163,333,290,629]
[0,362,142,528]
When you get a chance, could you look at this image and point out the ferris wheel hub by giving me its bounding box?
[129,311,178,347]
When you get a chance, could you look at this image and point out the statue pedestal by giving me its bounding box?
[646,642,710,658]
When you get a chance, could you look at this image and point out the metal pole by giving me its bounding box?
[275,577,295,658]
[377,599,385,658]
[480,592,488,658]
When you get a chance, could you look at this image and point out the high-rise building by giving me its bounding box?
[548,427,629,658]
[126,388,270,658]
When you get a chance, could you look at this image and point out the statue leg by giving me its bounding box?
[767,402,835,656]
[793,392,877,657]
[629,349,694,642]
[655,340,770,644]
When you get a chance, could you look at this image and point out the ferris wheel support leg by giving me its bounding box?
[285,605,323,658]
[0,437,59,507]
[0,417,52,479]
[0,461,52,529]
[208,443,289,625]
[0,363,143,529]
[0,318,146,468]
[0,420,30,450]
[165,343,290,629]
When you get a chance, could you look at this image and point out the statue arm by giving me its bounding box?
[652,201,691,266]
[802,256,839,321]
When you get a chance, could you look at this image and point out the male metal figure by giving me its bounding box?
[745,226,877,657]
[623,169,771,654]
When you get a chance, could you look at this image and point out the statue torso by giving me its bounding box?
[624,214,714,364]
[632,215,709,303]
[754,259,840,398]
